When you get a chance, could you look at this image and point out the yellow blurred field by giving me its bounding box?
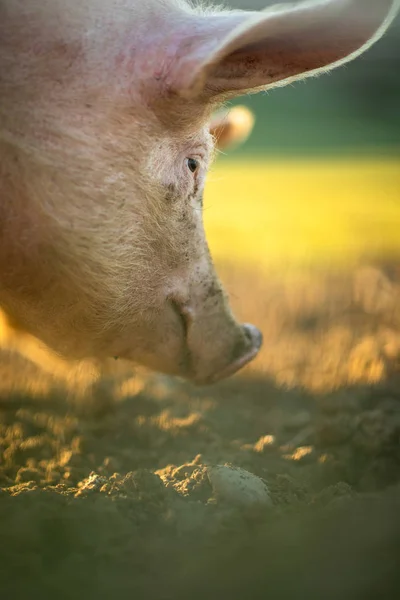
[204,158,400,270]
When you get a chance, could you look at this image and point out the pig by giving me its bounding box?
[0,0,398,386]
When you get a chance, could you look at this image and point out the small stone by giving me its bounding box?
[206,465,272,509]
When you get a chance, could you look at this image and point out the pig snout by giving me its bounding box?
[170,296,263,385]
[203,323,263,385]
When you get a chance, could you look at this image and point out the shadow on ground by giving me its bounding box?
[1,260,400,599]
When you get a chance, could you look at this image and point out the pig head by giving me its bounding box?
[0,0,398,385]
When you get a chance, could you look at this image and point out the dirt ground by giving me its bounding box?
[1,260,400,600]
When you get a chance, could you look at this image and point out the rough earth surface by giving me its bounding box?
[1,261,400,599]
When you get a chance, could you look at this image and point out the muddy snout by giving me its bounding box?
[187,320,262,386]
[169,282,262,385]
[205,323,262,384]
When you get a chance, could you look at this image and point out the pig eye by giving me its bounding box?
[186,158,199,174]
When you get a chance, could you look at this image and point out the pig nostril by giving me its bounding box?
[242,323,263,351]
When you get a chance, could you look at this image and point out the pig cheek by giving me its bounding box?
[117,307,189,375]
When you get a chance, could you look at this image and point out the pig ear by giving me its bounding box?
[209,106,255,151]
[171,0,399,100]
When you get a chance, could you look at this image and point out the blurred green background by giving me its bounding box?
[219,0,400,158]
[204,1,400,270]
